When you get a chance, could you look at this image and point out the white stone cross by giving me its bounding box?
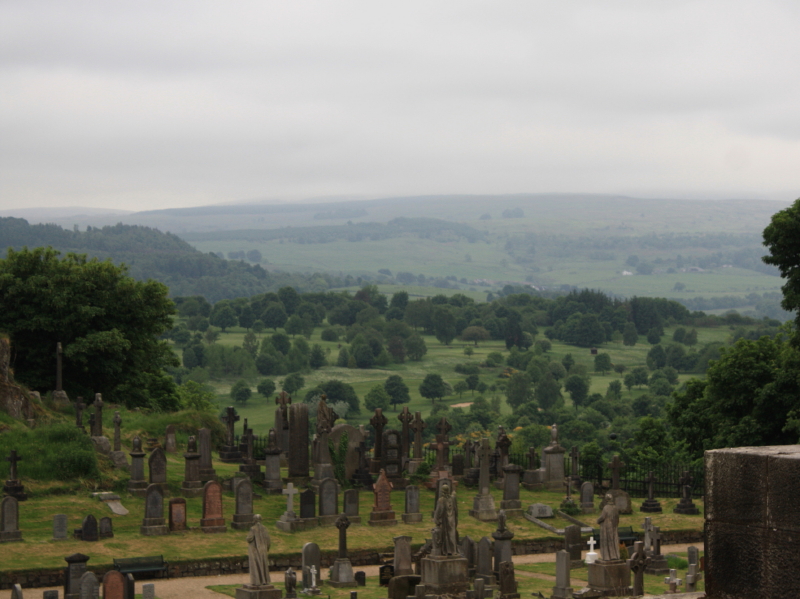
[587,536,597,552]
[664,569,683,592]
[686,564,702,592]
[283,482,299,516]
[308,565,318,589]
[585,536,599,564]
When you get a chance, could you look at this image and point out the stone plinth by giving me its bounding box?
[236,584,282,599]
[639,498,662,513]
[219,445,242,463]
[673,497,700,515]
[542,444,565,490]
[402,512,422,523]
[139,518,169,536]
[584,560,631,596]
[328,558,357,588]
[420,555,469,596]
[2,480,27,502]
[368,510,397,526]
[470,493,498,521]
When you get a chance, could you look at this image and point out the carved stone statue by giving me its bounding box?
[247,514,271,585]
[316,395,336,435]
[268,429,278,451]
[285,567,297,598]
[433,480,458,556]
[597,493,620,561]
[187,435,197,453]
[550,423,558,445]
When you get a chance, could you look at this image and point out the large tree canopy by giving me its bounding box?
[0,247,179,409]
[763,197,800,328]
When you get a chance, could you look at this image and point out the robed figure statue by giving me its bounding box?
[433,480,459,556]
[247,514,271,585]
[597,493,620,561]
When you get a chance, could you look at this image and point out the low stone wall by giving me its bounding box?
[0,531,704,590]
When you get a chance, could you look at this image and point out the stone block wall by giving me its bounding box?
[705,445,800,598]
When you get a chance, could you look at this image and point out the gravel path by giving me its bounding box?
[0,543,703,599]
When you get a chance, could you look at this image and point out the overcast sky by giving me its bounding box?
[2,1,799,212]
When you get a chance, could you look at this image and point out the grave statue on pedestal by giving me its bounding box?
[237,515,281,599]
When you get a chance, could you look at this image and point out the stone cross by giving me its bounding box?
[564,477,572,501]
[628,541,650,597]
[6,450,21,480]
[335,513,350,558]
[569,446,580,481]
[679,471,693,500]
[276,390,292,412]
[283,482,299,516]
[527,447,538,470]
[370,409,388,461]
[113,411,122,452]
[429,435,450,471]
[587,536,596,553]
[221,406,239,446]
[643,517,653,552]
[652,526,663,556]
[664,569,683,594]
[75,396,86,429]
[647,471,657,500]
[607,455,625,490]
[308,565,318,590]
[686,563,702,592]
[398,406,413,461]
[436,417,452,438]
[56,342,63,392]
[410,412,425,459]
[93,393,104,437]
[463,439,473,469]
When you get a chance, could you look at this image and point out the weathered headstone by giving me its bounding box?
[460,535,476,577]
[288,403,310,478]
[606,454,632,514]
[79,571,99,599]
[318,478,339,525]
[53,513,68,540]
[200,480,226,532]
[686,563,703,592]
[219,406,242,462]
[0,495,22,542]
[673,470,701,515]
[475,536,496,585]
[369,409,389,473]
[142,583,155,599]
[343,488,361,524]
[140,484,168,536]
[127,437,147,497]
[564,525,583,567]
[99,516,113,539]
[526,503,553,519]
[276,483,302,532]
[329,423,364,482]
[302,542,322,590]
[551,550,573,599]
[148,447,167,493]
[169,497,187,532]
[354,571,366,587]
[44,590,59,599]
[232,477,256,530]
[469,439,497,521]
[394,535,414,575]
[500,464,523,517]
[378,564,394,587]
[644,523,669,575]
[663,569,683,594]
[382,428,403,481]
[285,567,298,598]
[64,553,90,599]
[329,514,357,587]
[542,424,566,490]
[164,424,177,453]
[640,470,662,513]
[402,485,422,523]
[627,540,650,597]
[300,488,317,522]
[492,511,514,579]
[369,469,397,526]
[275,391,292,455]
[580,481,595,514]
[197,428,217,482]
[3,450,27,501]
[91,394,104,438]
[262,429,282,493]
[498,561,519,599]
[687,545,699,566]
[75,514,98,542]
[181,435,203,498]
[102,570,126,599]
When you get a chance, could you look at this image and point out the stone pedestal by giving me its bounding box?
[201,516,227,533]
[239,462,263,482]
[583,560,631,596]
[542,444,566,490]
[328,558,357,588]
[420,555,469,596]
[275,512,303,532]
[644,554,669,575]
[521,469,543,491]
[402,512,423,523]
[368,510,397,526]
[139,518,169,536]
[640,498,662,513]
[236,584,282,599]
[673,496,700,515]
[1,480,26,502]
[128,449,148,497]
[469,493,498,521]
[219,445,242,463]
[263,451,283,494]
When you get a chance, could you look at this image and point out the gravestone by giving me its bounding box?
[0,495,22,542]
[673,470,701,515]
[164,424,177,453]
[354,571,366,587]
[343,488,361,524]
[394,535,414,575]
[379,564,394,586]
[640,470,662,513]
[564,525,583,568]
[99,516,113,539]
[169,497,187,532]
[219,406,242,462]
[91,394,104,438]
[351,441,374,490]
[53,513,68,540]
[526,503,553,519]
[452,454,464,477]
[369,469,397,526]
[475,536,496,585]
[318,478,339,526]
[397,406,413,467]
[687,545,699,566]
[75,515,98,542]
[140,484,168,536]
[44,590,59,599]
[148,447,168,493]
[285,567,298,599]
[329,423,364,481]
[64,552,90,599]
[102,570,126,599]
[142,583,155,599]
[606,454,632,514]
[382,428,403,481]
[460,535,476,578]
[80,571,99,599]
[182,435,203,498]
[300,488,317,523]
[262,429,282,494]
[108,411,128,470]
[402,485,422,523]
[232,478,256,530]
[200,480,226,532]
[302,542,323,590]
[407,412,425,473]
[276,483,302,532]
[542,424,566,490]
[127,437,147,497]
[551,550,573,599]
[499,464,523,517]
[469,439,497,521]
[369,409,388,473]
[197,428,217,482]
[492,511,514,579]
[498,561,519,599]
[627,540,650,597]
[288,403,310,478]
[388,574,421,599]
[644,523,669,575]
[686,563,703,592]
[275,391,292,455]
[580,481,595,514]
[329,514,357,587]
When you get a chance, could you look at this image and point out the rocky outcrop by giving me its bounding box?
[0,337,36,421]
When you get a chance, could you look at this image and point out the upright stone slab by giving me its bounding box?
[402,485,422,523]
[0,495,22,542]
[551,550,573,599]
[64,553,90,599]
[299,488,317,528]
[262,429,283,494]
[140,484,168,536]
[91,394,104,438]
[99,516,113,539]
[564,525,583,568]
[498,561,519,599]
[53,513,68,540]
[499,464,523,517]
[288,403,310,478]
[44,590,60,599]
[580,481,595,514]
[343,488,361,524]
[102,570,126,599]
[460,535,476,577]
[127,436,148,497]
[164,424,177,453]
[201,480,227,533]
[148,447,167,493]
[80,571,99,599]
[169,497,187,532]
[369,469,397,526]
[76,514,98,542]
[470,439,497,521]
[329,514,357,588]
[142,583,155,599]
[182,435,203,498]
[232,478,256,530]
[197,428,217,482]
[542,425,565,490]
[640,470,662,513]
[382,428,403,482]
[302,542,322,590]
[492,511,514,579]
[329,423,364,482]
[687,545,699,566]
[394,535,414,575]
[475,536,496,585]
[317,478,339,526]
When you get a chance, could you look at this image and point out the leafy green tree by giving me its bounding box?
[646,344,667,370]
[561,353,575,372]
[282,373,305,395]
[353,344,375,369]
[257,379,276,397]
[238,305,256,330]
[231,380,252,404]
[0,247,178,409]
[647,328,662,344]
[613,363,627,375]
[419,373,447,404]
[622,322,638,346]
[672,327,687,343]
[461,326,490,346]
[306,379,360,415]
[465,373,480,394]
[364,384,391,411]
[763,198,800,328]
[606,379,623,400]
[594,352,612,374]
[454,380,469,398]
[384,375,410,409]
[535,339,552,353]
[549,361,567,381]
[263,303,288,331]
[505,371,533,410]
[406,334,427,361]
[242,331,259,357]
[387,337,406,363]
[624,372,636,392]
[210,304,238,332]
[564,374,589,411]
[390,291,409,311]
[204,327,220,344]
[433,306,457,345]
[284,314,304,338]
[269,333,291,356]
[277,286,301,315]
[632,366,650,387]
[309,344,326,369]
[534,373,562,410]
[684,328,698,346]
[177,380,216,411]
